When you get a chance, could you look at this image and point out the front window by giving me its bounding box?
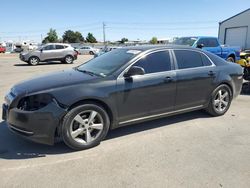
[77,49,141,76]
[173,37,198,46]
[134,51,171,74]
[43,45,55,51]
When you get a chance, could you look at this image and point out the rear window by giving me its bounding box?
[174,50,204,69]
[205,51,228,66]
[55,45,64,49]
[201,54,212,66]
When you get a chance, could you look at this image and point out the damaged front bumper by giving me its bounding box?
[2,101,66,145]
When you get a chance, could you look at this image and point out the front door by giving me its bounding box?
[116,50,177,124]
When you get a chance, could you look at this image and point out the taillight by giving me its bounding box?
[74,50,79,55]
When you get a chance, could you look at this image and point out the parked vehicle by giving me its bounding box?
[0,46,6,53]
[94,46,122,57]
[173,36,241,62]
[2,46,243,150]
[77,46,100,55]
[238,50,250,80]
[19,43,78,65]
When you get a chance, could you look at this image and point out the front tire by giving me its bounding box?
[29,56,40,66]
[206,84,232,116]
[62,104,110,150]
[89,51,94,55]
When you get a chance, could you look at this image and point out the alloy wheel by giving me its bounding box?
[65,56,73,64]
[213,89,230,113]
[69,110,104,144]
[30,57,38,65]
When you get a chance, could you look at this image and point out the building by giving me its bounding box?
[157,38,169,44]
[218,8,250,50]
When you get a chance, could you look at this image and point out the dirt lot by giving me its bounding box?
[0,54,250,188]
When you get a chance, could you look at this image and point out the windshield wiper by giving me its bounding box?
[76,68,105,77]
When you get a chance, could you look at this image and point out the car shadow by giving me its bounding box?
[241,82,250,95]
[0,110,210,160]
[14,61,66,66]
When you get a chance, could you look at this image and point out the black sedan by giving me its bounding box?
[2,46,243,150]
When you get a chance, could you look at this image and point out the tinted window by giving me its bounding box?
[43,45,54,50]
[201,54,212,66]
[197,38,219,47]
[174,50,203,69]
[173,37,198,46]
[134,51,171,74]
[55,45,64,49]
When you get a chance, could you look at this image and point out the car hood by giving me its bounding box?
[12,68,100,95]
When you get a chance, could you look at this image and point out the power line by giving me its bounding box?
[107,20,219,25]
[107,26,218,30]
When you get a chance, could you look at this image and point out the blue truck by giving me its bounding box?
[173,36,241,62]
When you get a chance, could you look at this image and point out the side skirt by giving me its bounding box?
[117,105,204,128]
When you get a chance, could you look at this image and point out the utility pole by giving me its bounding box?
[41,34,43,43]
[103,22,106,46]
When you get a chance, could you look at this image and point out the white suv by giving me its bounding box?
[19,43,78,65]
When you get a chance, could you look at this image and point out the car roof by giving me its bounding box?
[177,36,217,39]
[120,45,203,52]
[45,43,70,46]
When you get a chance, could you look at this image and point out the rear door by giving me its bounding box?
[116,50,177,123]
[41,44,56,61]
[55,45,65,59]
[173,49,217,110]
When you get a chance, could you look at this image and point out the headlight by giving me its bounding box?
[17,94,53,111]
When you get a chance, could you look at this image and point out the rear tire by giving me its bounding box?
[206,84,232,116]
[29,56,40,66]
[64,55,73,64]
[226,56,235,63]
[62,104,110,150]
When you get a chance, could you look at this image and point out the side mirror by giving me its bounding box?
[197,44,204,49]
[124,66,145,78]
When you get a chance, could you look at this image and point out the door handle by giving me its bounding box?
[164,76,173,83]
[208,71,215,76]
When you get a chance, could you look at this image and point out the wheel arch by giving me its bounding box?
[29,56,40,61]
[227,53,236,61]
[68,99,115,129]
[216,82,234,98]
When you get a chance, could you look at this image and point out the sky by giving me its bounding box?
[0,0,250,43]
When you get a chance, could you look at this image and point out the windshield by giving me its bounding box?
[37,45,44,50]
[77,49,141,76]
[173,37,198,46]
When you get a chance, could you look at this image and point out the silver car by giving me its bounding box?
[77,46,100,55]
[19,43,78,65]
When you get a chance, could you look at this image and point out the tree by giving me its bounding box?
[150,37,158,44]
[42,28,58,43]
[86,33,97,43]
[62,30,84,43]
[120,37,128,44]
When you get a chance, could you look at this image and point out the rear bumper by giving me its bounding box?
[2,102,66,145]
